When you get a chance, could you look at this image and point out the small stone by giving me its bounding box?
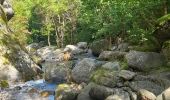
[118,70,136,80]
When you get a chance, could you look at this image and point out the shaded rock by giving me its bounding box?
[99,51,127,61]
[72,58,98,83]
[77,82,96,100]
[118,70,136,81]
[64,45,84,55]
[156,87,170,100]
[138,89,156,100]
[112,88,131,100]
[102,62,120,71]
[44,61,73,83]
[90,39,110,56]
[162,40,170,63]
[89,84,114,100]
[116,43,129,52]
[77,42,88,49]
[125,50,166,71]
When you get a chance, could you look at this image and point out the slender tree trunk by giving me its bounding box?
[164,0,168,15]
[48,32,51,46]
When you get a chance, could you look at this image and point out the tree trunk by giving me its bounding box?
[48,32,51,46]
[164,0,168,15]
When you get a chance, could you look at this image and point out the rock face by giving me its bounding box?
[99,51,126,61]
[126,50,166,71]
[44,61,72,83]
[90,39,110,56]
[72,58,98,83]
[102,62,120,71]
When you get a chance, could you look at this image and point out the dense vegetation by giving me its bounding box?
[2,0,170,47]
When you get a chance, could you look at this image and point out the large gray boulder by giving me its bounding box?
[99,51,127,61]
[90,39,110,56]
[72,58,99,83]
[77,82,96,100]
[89,84,114,100]
[118,70,136,81]
[125,50,166,71]
[44,61,73,83]
[102,62,120,71]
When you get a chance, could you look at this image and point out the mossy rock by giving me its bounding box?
[162,40,170,61]
[90,68,119,87]
[0,80,9,88]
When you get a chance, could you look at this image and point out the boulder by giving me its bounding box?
[118,70,136,81]
[77,42,88,49]
[90,39,110,56]
[55,83,81,100]
[64,45,84,55]
[156,87,170,100]
[138,89,156,100]
[72,58,98,83]
[102,62,120,71]
[99,51,127,61]
[89,84,114,100]
[91,69,122,88]
[77,82,96,100]
[125,50,166,71]
[115,43,129,52]
[44,61,73,83]
[105,95,122,100]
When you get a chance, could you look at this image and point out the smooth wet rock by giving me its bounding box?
[99,51,127,61]
[72,58,98,83]
[118,70,136,81]
[89,84,114,100]
[126,50,166,71]
[138,89,156,100]
[102,62,120,71]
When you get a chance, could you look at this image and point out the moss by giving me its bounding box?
[162,40,170,48]
[0,80,9,88]
[157,14,170,25]
[90,68,116,85]
[120,61,129,70]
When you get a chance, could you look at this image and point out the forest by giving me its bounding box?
[0,0,170,100]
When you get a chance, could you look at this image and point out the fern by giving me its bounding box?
[157,14,170,25]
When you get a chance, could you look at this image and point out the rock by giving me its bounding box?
[156,87,170,100]
[138,89,156,100]
[105,95,122,100]
[77,82,96,100]
[64,45,84,55]
[129,80,164,95]
[89,84,114,100]
[102,62,120,71]
[44,61,73,83]
[26,43,39,54]
[0,49,42,83]
[90,39,110,56]
[91,69,122,88]
[99,51,127,61]
[72,58,98,83]
[162,40,170,63]
[112,88,131,100]
[77,42,88,49]
[125,50,166,71]
[118,70,136,81]
[55,84,81,100]
[116,43,129,52]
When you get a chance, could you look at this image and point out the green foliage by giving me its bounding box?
[157,14,170,25]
